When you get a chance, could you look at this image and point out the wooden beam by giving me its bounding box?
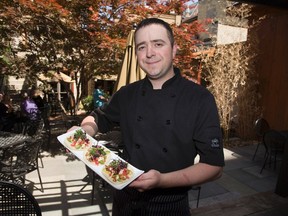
[230,0,288,9]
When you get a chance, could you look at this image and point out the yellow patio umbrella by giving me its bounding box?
[113,29,146,93]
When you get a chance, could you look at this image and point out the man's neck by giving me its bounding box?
[149,70,175,89]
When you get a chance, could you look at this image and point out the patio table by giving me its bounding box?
[0,131,32,150]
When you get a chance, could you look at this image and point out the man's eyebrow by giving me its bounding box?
[136,41,146,49]
[136,39,166,49]
[151,39,166,44]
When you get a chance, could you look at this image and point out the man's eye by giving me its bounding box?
[137,46,145,51]
[155,43,163,47]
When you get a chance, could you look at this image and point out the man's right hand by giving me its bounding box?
[71,115,98,137]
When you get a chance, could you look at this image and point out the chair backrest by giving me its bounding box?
[15,138,42,167]
[1,135,43,178]
[254,118,270,138]
[0,181,42,216]
[23,117,45,137]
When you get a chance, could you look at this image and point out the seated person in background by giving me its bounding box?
[0,94,16,132]
[30,89,45,111]
[93,85,108,108]
[21,92,40,121]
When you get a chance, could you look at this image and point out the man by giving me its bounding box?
[0,93,16,132]
[70,18,224,215]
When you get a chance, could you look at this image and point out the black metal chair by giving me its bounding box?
[252,118,270,160]
[0,180,42,216]
[83,130,123,205]
[0,136,44,192]
[260,129,286,173]
[190,185,201,208]
[22,116,48,168]
[22,116,45,137]
[61,112,80,130]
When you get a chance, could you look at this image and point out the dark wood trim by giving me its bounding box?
[275,133,288,197]
[229,0,288,9]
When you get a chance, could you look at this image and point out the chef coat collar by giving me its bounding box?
[142,67,181,90]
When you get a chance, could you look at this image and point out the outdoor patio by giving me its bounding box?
[23,116,288,216]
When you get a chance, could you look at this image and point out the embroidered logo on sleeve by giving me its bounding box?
[211,138,220,148]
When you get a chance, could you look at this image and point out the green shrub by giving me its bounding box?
[81,95,94,113]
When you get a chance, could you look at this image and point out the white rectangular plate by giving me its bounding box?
[57,128,144,190]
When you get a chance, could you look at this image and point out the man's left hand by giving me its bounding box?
[128,169,161,192]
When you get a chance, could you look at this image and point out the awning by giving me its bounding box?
[94,74,117,81]
[39,71,74,83]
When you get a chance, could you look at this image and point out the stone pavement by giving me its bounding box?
[26,130,288,216]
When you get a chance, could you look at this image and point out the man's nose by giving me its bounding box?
[146,46,155,57]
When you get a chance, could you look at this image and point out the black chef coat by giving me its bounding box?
[93,68,224,173]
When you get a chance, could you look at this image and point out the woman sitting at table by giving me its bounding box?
[20,92,42,136]
[0,94,17,132]
[21,92,41,121]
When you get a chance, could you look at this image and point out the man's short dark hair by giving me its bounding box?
[135,18,174,46]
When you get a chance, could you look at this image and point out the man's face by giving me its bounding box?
[135,24,177,82]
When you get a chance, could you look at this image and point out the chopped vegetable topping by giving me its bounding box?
[104,159,132,182]
[67,129,91,149]
[86,145,109,165]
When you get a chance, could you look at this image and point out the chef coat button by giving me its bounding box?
[166,120,171,125]
[162,148,168,153]
[137,116,143,121]
[135,144,141,149]
[170,94,176,98]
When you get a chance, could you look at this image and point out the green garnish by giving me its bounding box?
[73,129,86,140]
